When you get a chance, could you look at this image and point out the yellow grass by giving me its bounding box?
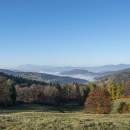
[0,105,130,130]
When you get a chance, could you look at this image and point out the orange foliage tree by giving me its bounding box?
[85,86,111,114]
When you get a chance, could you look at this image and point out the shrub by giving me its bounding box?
[118,102,128,113]
[128,103,130,111]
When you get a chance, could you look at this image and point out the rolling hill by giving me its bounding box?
[60,69,98,81]
[0,69,87,84]
[14,64,130,73]
[97,68,130,83]
[60,69,96,75]
[59,69,118,81]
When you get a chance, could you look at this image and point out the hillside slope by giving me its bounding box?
[97,69,130,83]
[0,69,87,84]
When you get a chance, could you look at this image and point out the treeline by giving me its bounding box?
[0,73,90,106]
[0,73,47,106]
[16,83,90,106]
[1,72,130,114]
[0,72,47,86]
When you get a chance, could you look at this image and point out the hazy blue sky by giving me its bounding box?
[0,0,130,67]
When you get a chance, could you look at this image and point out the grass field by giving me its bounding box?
[0,104,130,130]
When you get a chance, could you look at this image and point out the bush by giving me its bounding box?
[118,102,128,113]
[128,103,130,111]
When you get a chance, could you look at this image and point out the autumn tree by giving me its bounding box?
[124,81,130,97]
[107,81,124,100]
[85,86,111,114]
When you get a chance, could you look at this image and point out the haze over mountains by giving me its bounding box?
[12,64,130,81]
[14,64,130,73]
[0,64,130,84]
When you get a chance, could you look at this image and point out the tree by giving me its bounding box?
[88,82,96,92]
[6,79,16,105]
[108,82,117,100]
[0,76,17,106]
[75,83,82,104]
[124,81,130,97]
[0,76,9,106]
[85,86,111,114]
[81,86,90,105]
[107,81,124,100]
[118,102,128,113]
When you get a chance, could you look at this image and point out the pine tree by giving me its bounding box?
[6,79,16,105]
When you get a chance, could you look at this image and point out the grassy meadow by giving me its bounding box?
[0,104,130,130]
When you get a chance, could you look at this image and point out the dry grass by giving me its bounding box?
[0,105,130,130]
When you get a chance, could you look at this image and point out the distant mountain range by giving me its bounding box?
[0,69,87,84]
[1,66,130,86]
[60,69,96,75]
[10,64,130,81]
[14,64,130,73]
[60,69,98,81]
[14,65,75,73]
[85,64,130,73]
[59,69,118,81]
[1,64,130,85]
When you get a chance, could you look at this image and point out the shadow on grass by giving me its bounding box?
[0,104,83,114]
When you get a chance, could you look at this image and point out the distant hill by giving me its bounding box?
[60,69,119,81]
[86,64,130,73]
[0,72,47,86]
[97,69,130,83]
[0,69,87,84]
[60,69,96,75]
[60,69,98,81]
[13,64,130,73]
[14,65,75,73]
[11,64,130,81]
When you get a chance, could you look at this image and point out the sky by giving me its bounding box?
[0,0,130,67]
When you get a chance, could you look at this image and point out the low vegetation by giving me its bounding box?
[0,105,130,130]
